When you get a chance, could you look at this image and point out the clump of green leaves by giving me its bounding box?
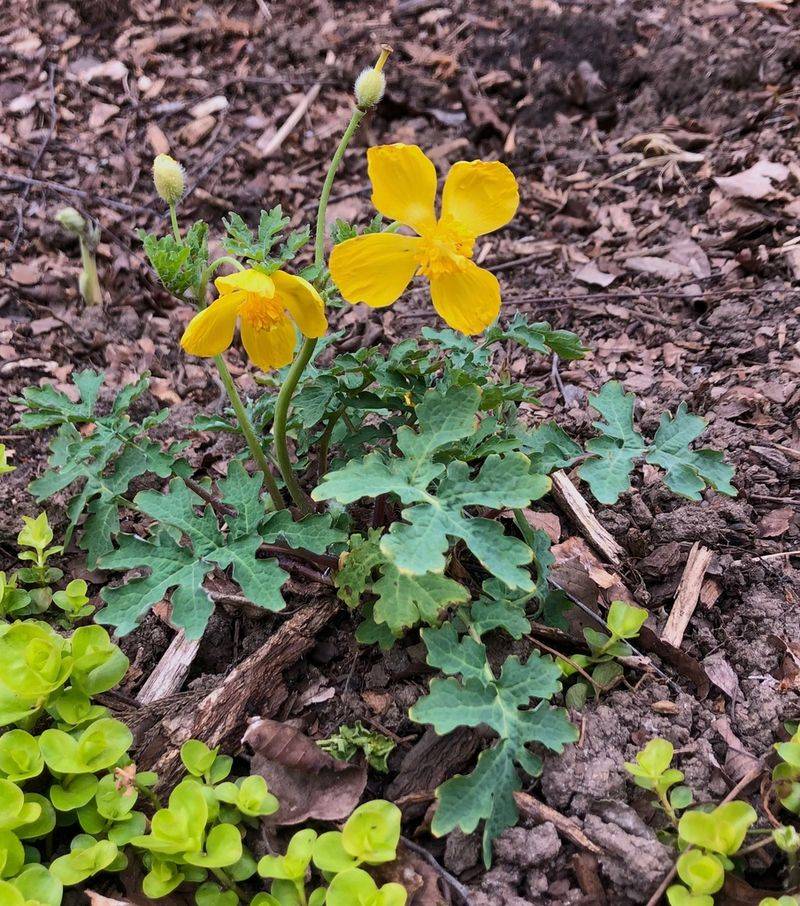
[258,800,406,906]
[571,382,736,504]
[773,728,800,814]
[409,613,577,865]
[222,207,310,276]
[13,370,189,569]
[625,738,693,825]
[139,220,209,298]
[559,600,649,709]
[98,461,345,639]
[318,722,396,773]
[625,740,778,906]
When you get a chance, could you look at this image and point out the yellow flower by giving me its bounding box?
[329,143,519,334]
[180,269,327,371]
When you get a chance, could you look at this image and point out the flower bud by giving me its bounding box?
[152,153,185,205]
[354,67,386,109]
[354,45,392,110]
[56,207,86,236]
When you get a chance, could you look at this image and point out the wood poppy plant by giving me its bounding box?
[329,143,519,334]
[180,269,327,371]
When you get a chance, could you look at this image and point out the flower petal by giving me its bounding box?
[329,233,421,309]
[441,160,519,236]
[180,292,245,358]
[368,144,437,234]
[214,269,275,297]
[240,316,297,371]
[429,261,501,335]
[270,270,328,338]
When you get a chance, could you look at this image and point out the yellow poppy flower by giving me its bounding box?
[329,143,519,334]
[180,268,327,371]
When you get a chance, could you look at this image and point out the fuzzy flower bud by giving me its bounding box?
[354,45,391,109]
[152,153,185,205]
[56,207,87,236]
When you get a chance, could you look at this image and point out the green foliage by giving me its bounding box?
[410,618,577,865]
[484,313,587,361]
[0,620,127,729]
[624,738,692,819]
[558,600,649,709]
[14,370,189,568]
[314,385,551,590]
[318,722,396,773]
[336,531,469,644]
[139,221,209,297]
[222,207,309,273]
[257,801,404,906]
[0,445,14,476]
[575,382,736,504]
[99,468,281,638]
[52,579,93,624]
[678,801,757,856]
[326,869,406,906]
[772,727,800,814]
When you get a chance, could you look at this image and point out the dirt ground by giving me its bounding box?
[2,1,800,904]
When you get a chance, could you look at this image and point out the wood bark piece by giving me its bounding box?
[257,82,321,156]
[661,542,713,648]
[136,631,200,705]
[550,470,624,565]
[513,791,602,855]
[143,597,339,785]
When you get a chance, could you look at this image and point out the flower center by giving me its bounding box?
[238,293,283,331]
[415,218,475,278]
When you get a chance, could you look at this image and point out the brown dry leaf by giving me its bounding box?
[714,160,789,199]
[703,652,742,700]
[758,507,795,538]
[374,843,448,905]
[574,261,616,287]
[243,718,366,825]
[625,256,692,280]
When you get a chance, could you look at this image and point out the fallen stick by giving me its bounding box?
[549,470,624,566]
[661,542,713,648]
[136,631,201,705]
[257,82,321,157]
[145,596,339,784]
[514,791,602,856]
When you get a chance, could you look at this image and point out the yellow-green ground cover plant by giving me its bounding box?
[10,46,761,903]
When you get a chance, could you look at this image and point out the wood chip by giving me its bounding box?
[550,470,624,565]
[514,791,603,855]
[661,542,714,648]
[136,631,200,704]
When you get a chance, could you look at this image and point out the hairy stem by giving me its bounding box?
[215,354,285,510]
[273,103,367,512]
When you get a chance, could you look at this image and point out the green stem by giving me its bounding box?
[273,103,368,512]
[211,866,247,902]
[215,354,285,510]
[78,238,102,306]
[169,203,181,242]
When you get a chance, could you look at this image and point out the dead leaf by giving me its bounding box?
[86,894,134,906]
[714,160,789,200]
[758,507,795,538]
[244,718,366,825]
[626,256,691,280]
[703,652,742,700]
[574,261,617,288]
[374,843,448,905]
